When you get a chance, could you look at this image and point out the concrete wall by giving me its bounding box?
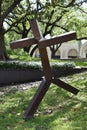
[80,41,87,58]
[33,40,87,59]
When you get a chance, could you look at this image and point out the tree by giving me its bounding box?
[0,0,22,60]
[27,0,87,58]
[0,0,87,60]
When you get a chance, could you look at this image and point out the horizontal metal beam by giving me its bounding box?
[10,31,76,49]
[38,31,76,48]
[10,37,37,49]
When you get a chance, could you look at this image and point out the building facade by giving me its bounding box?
[32,40,87,59]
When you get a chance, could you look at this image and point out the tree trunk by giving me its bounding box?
[50,46,56,59]
[0,28,9,60]
[51,50,56,59]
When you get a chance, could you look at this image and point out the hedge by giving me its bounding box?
[0,60,76,71]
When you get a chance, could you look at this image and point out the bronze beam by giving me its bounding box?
[23,78,51,119]
[38,31,76,48]
[52,78,79,95]
[10,37,37,49]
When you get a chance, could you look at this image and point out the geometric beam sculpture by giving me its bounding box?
[10,19,79,120]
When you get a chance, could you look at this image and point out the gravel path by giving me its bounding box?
[0,81,41,96]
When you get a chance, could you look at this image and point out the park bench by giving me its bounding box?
[10,19,79,120]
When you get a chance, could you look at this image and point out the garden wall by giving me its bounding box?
[0,67,86,86]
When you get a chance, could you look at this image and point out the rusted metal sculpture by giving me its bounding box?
[10,19,79,120]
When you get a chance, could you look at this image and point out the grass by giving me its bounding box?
[0,71,87,130]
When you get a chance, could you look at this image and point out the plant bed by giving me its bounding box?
[0,60,87,86]
[0,61,42,85]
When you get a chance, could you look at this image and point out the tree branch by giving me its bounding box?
[77,37,87,40]
[0,0,22,27]
[55,25,69,32]
[77,7,87,14]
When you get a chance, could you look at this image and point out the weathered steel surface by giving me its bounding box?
[38,31,76,48]
[10,37,37,49]
[30,19,52,81]
[23,78,51,119]
[52,78,79,95]
[10,19,79,120]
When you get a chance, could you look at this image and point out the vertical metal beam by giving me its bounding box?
[30,19,43,40]
[23,19,52,119]
[30,19,52,80]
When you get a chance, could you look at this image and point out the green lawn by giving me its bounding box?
[0,72,87,130]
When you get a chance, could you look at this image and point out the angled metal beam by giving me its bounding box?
[23,78,51,119]
[38,31,76,48]
[52,78,79,95]
[10,37,37,49]
[30,19,43,40]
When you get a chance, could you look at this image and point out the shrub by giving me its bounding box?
[50,62,76,70]
[0,60,76,71]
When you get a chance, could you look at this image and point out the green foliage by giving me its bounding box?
[4,0,87,38]
[61,7,87,38]
[50,62,76,70]
[0,61,42,71]
[74,61,87,67]
[1,0,87,60]
[56,59,87,67]
[0,60,76,71]
[2,0,13,12]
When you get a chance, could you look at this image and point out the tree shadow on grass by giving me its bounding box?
[0,79,87,130]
